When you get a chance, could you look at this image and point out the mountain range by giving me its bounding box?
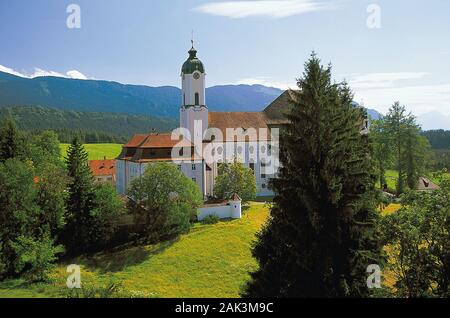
[9,70,450,129]
[0,71,282,118]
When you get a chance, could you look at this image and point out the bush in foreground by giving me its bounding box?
[127,162,203,243]
[381,178,450,297]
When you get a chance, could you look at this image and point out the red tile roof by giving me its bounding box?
[123,134,148,148]
[124,133,192,149]
[89,160,116,176]
[207,112,271,141]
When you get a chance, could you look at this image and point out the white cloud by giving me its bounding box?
[347,72,430,89]
[342,72,450,118]
[236,77,296,90]
[351,80,450,116]
[0,64,89,80]
[193,0,339,19]
[239,72,450,122]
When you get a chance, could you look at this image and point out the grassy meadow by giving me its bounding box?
[0,202,270,298]
[0,201,406,298]
[60,143,123,160]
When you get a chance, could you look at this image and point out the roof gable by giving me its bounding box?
[263,90,298,124]
[124,133,192,149]
[89,160,116,176]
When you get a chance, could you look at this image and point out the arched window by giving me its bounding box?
[195,93,199,106]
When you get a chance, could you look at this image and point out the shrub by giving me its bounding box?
[201,215,220,225]
[65,282,158,298]
[381,179,450,297]
[10,235,64,282]
[88,183,124,250]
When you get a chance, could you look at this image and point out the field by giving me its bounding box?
[0,203,270,298]
[378,170,449,190]
[60,143,123,160]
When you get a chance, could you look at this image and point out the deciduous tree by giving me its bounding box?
[127,162,202,242]
[214,161,256,202]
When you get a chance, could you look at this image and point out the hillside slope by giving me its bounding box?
[0,71,283,117]
[0,203,270,298]
[0,106,178,137]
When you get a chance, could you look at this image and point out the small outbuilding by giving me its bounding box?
[197,194,242,221]
[417,177,439,191]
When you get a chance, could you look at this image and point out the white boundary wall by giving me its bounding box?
[197,199,242,221]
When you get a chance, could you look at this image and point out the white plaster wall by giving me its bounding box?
[182,73,205,106]
[197,205,232,221]
[229,200,241,219]
[116,159,125,194]
[207,141,276,197]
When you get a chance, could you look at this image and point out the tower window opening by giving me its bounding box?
[195,93,199,106]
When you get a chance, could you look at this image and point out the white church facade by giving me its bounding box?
[116,43,288,198]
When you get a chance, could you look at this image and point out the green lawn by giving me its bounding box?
[379,170,450,190]
[60,143,123,160]
[382,170,399,190]
[0,203,270,298]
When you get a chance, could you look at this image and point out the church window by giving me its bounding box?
[195,93,199,105]
[192,164,196,170]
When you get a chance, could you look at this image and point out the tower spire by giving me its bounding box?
[188,31,197,59]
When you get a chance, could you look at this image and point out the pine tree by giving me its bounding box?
[0,118,19,162]
[62,136,95,254]
[382,102,430,193]
[243,53,383,297]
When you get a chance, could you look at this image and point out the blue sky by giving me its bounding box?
[1,0,450,120]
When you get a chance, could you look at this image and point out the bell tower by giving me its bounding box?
[180,40,208,142]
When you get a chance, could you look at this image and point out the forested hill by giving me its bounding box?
[0,106,178,143]
[422,130,450,149]
[0,71,282,116]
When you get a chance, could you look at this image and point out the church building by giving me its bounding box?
[116,43,291,198]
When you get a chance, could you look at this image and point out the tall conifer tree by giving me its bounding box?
[243,53,382,297]
[63,137,95,254]
[0,118,19,162]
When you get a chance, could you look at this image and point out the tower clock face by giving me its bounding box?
[193,72,200,80]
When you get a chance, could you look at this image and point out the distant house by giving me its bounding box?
[417,177,439,191]
[89,159,116,185]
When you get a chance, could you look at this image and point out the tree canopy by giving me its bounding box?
[214,161,257,202]
[127,162,203,243]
